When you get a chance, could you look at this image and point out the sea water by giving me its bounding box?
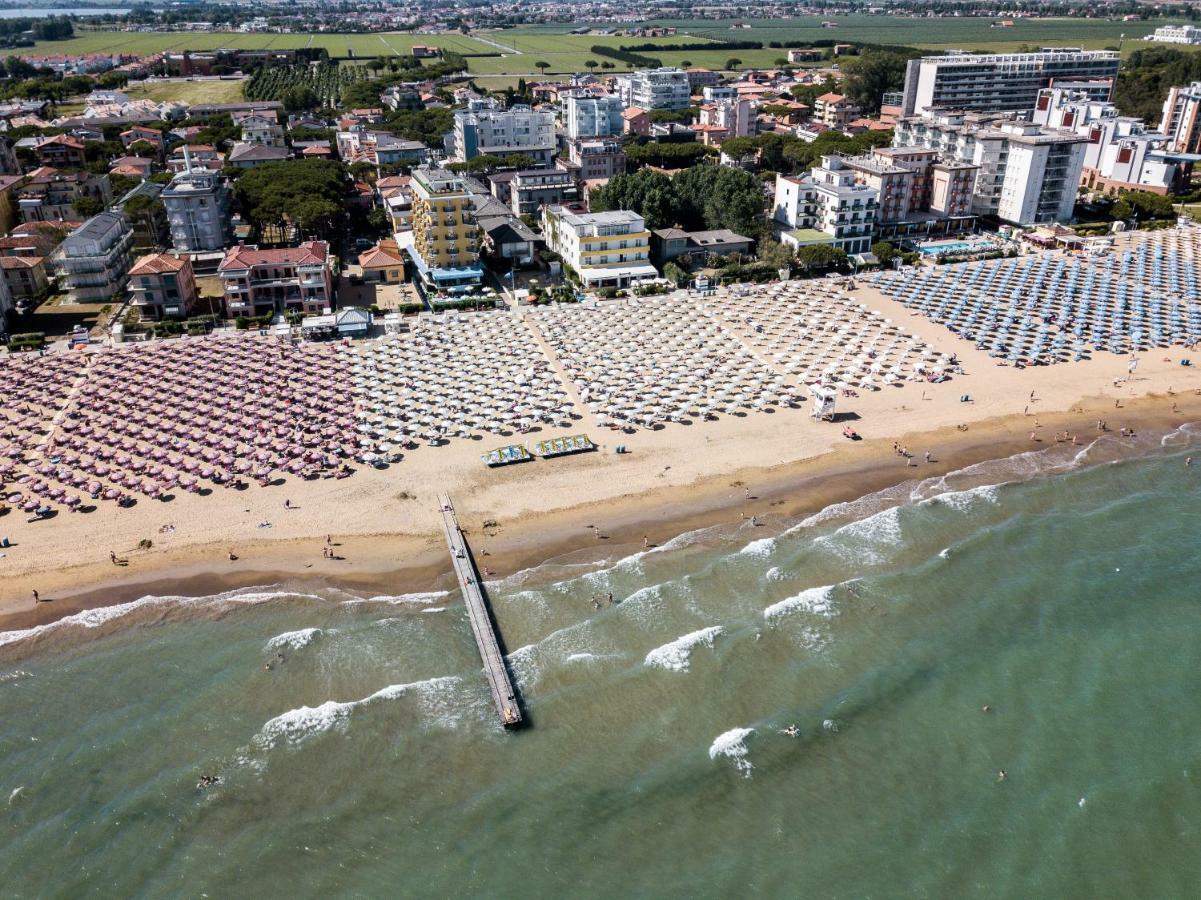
[4,426,1201,896]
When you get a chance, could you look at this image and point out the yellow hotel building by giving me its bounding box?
[540,206,658,289]
[408,167,483,291]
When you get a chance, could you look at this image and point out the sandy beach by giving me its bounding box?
[4,270,1200,632]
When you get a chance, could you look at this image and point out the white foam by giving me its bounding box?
[764,566,790,583]
[264,627,324,653]
[253,675,462,750]
[814,505,904,566]
[709,726,755,777]
[342,590,449,606]
[739,536,775,558]
[0,669,32,683]
[764,585,835,621]
[644,626,723,672]
[922,483,1000,513]
[0,588,295,650]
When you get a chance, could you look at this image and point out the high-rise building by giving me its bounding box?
[901,49,1119,117]
[563,93,625,140]
[892,110,1088,225]
[161,168,233,252]
[615,67,691,111]
[450,98,556,164]
[1161,81,1201,155]
[408,167,482,290]
[1035,86,1185,195]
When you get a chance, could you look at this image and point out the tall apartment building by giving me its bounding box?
[1034,86,1185,195]
[698,98,755,139]
[408,167,482,290]
[127,252,200,321]
[1146,24,1201,45]
[508,169,577,216]
[840,149,977,233]
[161,168,233,252]
[901,49,1120,117]
[563,93,625,140]
[541,206,656,288]
[616,67,691,111]
[450,98,556,164]
[217,242,333,317]
[773,156,878,256]
[1161,81,1201,155]
[813,92,862,127]
[55,211,135,302]
[892,111,1088,225]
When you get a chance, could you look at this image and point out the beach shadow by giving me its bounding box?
[831,412,862,423]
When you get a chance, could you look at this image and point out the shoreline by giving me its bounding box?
[3,386,1197,637]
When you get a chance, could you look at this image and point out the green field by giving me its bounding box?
[125,77,245,105]
[4,16,1194,77]
[0,29,499,58]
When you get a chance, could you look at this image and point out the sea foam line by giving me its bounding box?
[764,585,836,621]
[709,727,755,777]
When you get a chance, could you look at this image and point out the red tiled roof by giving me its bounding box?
[129,253,189,276]
[220,241,329,270]
[0,256,42,269]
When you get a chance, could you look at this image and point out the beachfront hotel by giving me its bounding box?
[127,252,199,322]
[407,166,483,292]
[540,206,656,289]
[217,242,333,317]
[774,156,878,256]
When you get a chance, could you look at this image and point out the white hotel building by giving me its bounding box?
[562,93,626,140]
[541,206,657,288]
[615,67,692,111]
[774,156,878,256]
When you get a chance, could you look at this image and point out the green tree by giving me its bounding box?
[840,49,917,114]
[725,58,743,71]
[757,238,794,269]
[585,60,598,73]
[1112,190,1176,221]
[871,240,900,266]
[535,60,550,76]
[281,85,320,112]
[796,243,848,273]
[72,196,104,218]
[589,169,678,230]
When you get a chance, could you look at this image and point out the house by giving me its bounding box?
[167,144,223,173]
[109,156,154,179]
[120,125,163,151]
[16,169,111,223]
[621,106,651,137]
[127,252,199,321]
[358,240,406,283]
[813,92,861,127]
[35,134,86,169]
[376,174,414,231]
[235,112,285,147]
[651,228,755,265]
[0,255,49,300]
[218,241,334,317]
[227,142,291,169]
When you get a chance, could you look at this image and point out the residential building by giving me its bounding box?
[686,68,722,91]
[773,156,878,255]
[651,228,754,265]
[892,110,1089,225]
[1146,24,1201,45]
[336,127,428,166]
[358,240,406,283]
[0,259,14,331]
[702,85,738,103]
[616,67,691,111]
[840,149,977,233]
[568,138,626,181]
[35,134,86,168]
[562,93,625,140]
[0,255,48,300]
[1034,86,1187,195]
[55,210,134,302]
[218,242,333,317]
[450,99,556,164]
[704,97,755,137]
[234,111,285,147]
[788,48,822,63]
[17,169,110,223]
[161,168,233,253]
[901,49,1120,117]
[813,92,861,127]
[407,166,482,290]
[509,168,578,216]
[227,142,290,169]
[541,206,656,288]
[0,175,24,234]
[376,174,414,231]
[119,125,163,151]
[1161,81,1201,155]
[127,252,199,321]
[167,144,223,173]
[621,106,651,136]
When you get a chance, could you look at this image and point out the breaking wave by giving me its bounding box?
[644,626,722,672]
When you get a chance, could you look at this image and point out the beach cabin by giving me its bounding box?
[810,385,836,421]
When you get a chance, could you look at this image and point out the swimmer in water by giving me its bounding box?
[982,704,992,713]
[997,770,1007,782]
[781,724,800,737]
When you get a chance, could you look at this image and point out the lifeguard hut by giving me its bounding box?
[810,385,836,421]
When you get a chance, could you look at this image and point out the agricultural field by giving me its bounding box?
[0,30,498,59]
[460,31,728,75]
[124,78,245,105]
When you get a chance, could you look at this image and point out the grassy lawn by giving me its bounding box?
[125,78,245,105]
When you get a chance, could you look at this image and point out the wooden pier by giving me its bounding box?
[437,494,524,729]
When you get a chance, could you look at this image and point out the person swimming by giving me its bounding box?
[781,724,800,737]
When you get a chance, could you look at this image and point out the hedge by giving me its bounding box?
[590,45,661,68]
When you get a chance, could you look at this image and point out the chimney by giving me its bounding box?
[182,144,193,175]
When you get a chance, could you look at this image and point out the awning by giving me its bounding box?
[578,263,659,282]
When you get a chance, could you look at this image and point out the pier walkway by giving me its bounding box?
[437,494,523,728]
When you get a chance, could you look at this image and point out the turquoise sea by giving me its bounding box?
[3,424,1201,897]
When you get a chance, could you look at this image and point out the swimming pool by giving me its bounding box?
[916,240,991,256]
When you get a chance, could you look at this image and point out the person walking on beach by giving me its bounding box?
[31,590,39,604]
[109,551,117,565]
